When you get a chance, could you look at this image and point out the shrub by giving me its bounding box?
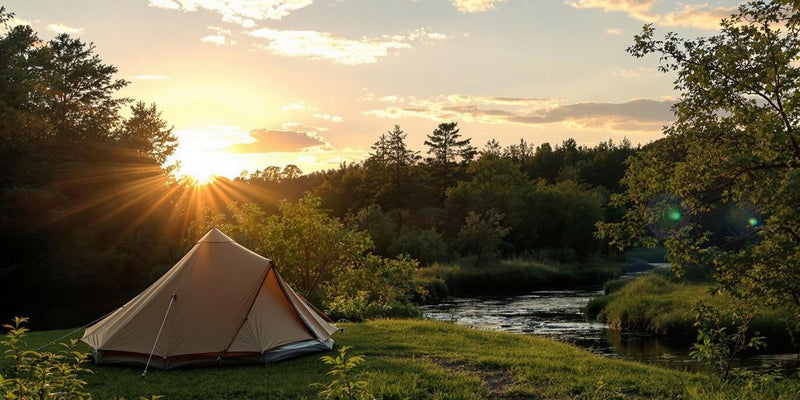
[1,317,91,400]
[602,278,630,295]
[387,229,448,266]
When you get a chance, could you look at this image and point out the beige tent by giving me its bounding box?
[81,228,338,370]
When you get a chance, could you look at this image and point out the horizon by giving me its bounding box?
[4,0,741,179]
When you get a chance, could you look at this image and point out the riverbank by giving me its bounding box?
[6,319,800,399]
[587,274,798,346]
[417,259,623,300]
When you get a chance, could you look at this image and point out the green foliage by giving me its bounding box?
[602,277,630,295]
[1,317,91,400]
[326,254,422,321]
[424,121,477,201]
[388,229,448,266]
[591,274,798,348]
[314,346,372,400]
[598,0,800,324]
[421,260,623,297]
[456,210,510,267]
[193,196,421,321]
[690,302,765,379]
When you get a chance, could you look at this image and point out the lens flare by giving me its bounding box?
[724,204,762,236]
[646,194,690,238]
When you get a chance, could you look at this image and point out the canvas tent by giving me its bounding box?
[81,228,338,370]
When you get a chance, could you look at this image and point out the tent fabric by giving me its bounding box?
[80,228,338,369]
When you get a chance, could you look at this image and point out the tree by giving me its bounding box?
[365,125,420,226]
[423,122,477,201]
[598,1,800,316]
[457,210,510,267]
[116,101,177,169]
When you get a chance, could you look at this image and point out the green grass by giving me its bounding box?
[418,259,623,299]
[588,274,798,344]
[6,319,800,399]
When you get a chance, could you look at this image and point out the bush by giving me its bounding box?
[387,229,448,266]
[1,317,91,400]
[602,278,630,295]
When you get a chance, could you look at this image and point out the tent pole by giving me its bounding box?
[142,293,176,377]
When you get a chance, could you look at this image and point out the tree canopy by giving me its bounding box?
[599,0,800,313]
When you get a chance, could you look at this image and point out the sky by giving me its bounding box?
[4,0,743,179]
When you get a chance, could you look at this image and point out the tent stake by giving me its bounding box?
[142,293,176,377]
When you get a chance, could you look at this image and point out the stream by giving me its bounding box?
[419,290,798,371]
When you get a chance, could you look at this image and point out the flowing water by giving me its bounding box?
[419,290,799,371]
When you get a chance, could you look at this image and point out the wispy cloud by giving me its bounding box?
[200,35,225,45]
[130,74,172,80]
[566,0,735,30]
[228,128,330,153]
[452,0,506,13]
[313,113,343,122]
[281,100,313,112]
[605,27,623,35]
[660,3,733,30]
[363,94,674,133]
[147,0,314,26]
[201,26,237,45]
[48,23,83,34]
[249,28,410,65]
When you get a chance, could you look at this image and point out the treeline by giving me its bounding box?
[233,126,637,266]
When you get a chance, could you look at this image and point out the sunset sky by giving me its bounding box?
[5,0,741,179]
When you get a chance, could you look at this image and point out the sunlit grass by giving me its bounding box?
[8,320,800,399]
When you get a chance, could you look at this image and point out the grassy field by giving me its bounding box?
[5,319,800,399]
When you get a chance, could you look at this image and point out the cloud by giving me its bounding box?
[313,113,343,122]
[201,35,227,44]
[605,27,623,35]
[47,23,83,34]
[612,68,639,78]
[566,0,735,30]
[660,3,732,30]
[148,0,313,26]
[248,28,412,65]
[363,94,674,133]
[452,0,505,13]
[227,129,329,153]
[281,100,313,112]
[130,74,172,80]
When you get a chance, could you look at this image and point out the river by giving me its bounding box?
[419,290,798,371]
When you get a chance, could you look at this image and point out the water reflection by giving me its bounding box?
[420,290,795,371]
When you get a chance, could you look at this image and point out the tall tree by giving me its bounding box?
[424,122,477,201]
[365,125,420,221]
[598,1,800,316]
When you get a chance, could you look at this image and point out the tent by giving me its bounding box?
[81,228,339,370]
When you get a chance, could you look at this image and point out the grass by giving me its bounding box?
[5,319,800,399]
[587,274,798,345]
[418,259,623,299]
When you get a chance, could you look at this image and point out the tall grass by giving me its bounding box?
[587,274,798,346]
[417,259,623,299]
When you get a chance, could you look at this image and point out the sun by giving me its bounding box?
[175,159,217,186]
